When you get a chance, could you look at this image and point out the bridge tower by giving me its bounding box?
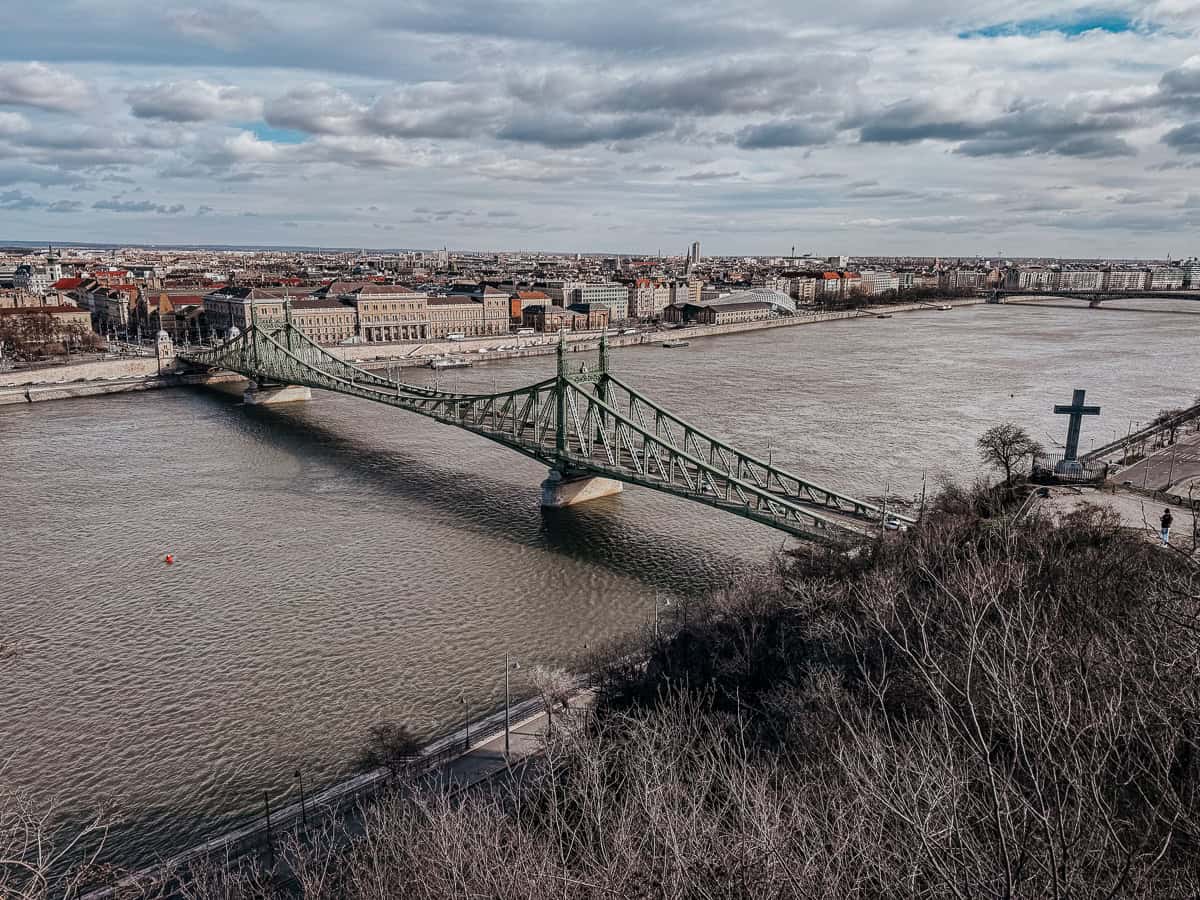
[155,329,175,376]
[243,301,313,405]
[540,331,624,508]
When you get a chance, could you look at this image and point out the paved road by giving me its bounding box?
[1113,428,1200,494]
[1038,487,1196,554]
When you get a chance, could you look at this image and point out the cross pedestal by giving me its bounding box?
[1053,389,1101,460]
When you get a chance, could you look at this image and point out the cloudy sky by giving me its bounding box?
[2,1,1200,256]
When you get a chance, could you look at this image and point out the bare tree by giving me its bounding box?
[977,422,1043,488]
[1154,407,1186,445]
[528,665,575,727]
[355,722,421,780]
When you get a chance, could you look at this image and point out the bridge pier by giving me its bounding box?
[540,468,623,508]
[244,382,312,405]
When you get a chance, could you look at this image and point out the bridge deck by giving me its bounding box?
[179,320,911,542]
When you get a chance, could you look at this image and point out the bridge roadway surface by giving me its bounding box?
[180,317,912,543]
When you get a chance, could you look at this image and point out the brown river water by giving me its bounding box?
[1,297,1197,866]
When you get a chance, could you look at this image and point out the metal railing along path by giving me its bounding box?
[80,696,551,899]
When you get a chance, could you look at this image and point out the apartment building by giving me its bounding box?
[574,283,630,322]
[1102,269,1149,291]
[1052,269,1104,291]
[1148,267,1185,290]
[858,271,900,295]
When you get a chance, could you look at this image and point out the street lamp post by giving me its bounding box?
[458,692,471,750]
[262,791,275,868]
[294,769,307,827]
[654,594,672,641]
[504,652,520,758]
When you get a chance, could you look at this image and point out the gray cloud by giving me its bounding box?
[1163,121,1200,153]
[0,61,90,112]
[1157,56,1200,112]
[853,99,1138,158]
[93,198,187,214]
[677,170,740,182]
[735,119,836,149]
[0,189,40,210]
[0,161,87,188]
[264,84,365,135]
[45,199,83,213]
[164,4,270,50]
[497,113,668,148]
[0,111,29,137]
[379,1,777,56]
[589,57,840,116]
[853,100,985,143]
[129,80,262,122]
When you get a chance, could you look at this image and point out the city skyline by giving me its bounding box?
[2,2,1200,256]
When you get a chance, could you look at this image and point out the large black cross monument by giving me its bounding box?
[1053,389,1101,460]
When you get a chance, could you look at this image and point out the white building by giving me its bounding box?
[1102,269,1149,292]
[1179,257,1200,287]
[1148,267,1185,290]
[858,271,900,295]
[13,265,51,295]
[574,282,631,322]
[1052,269,1104,291]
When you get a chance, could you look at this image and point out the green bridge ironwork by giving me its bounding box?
[180,309,914,542]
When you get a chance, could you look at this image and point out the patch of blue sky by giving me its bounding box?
[959,14,1142,39]
[236,123,309,144]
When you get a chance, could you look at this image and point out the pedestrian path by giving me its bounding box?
[82,691,591,899]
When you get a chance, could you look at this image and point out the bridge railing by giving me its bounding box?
[600,374,914,525]
[1081,402,1200,463]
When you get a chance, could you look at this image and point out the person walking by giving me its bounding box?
[1160,508,1173,546]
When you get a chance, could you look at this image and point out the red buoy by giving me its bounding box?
[164,554,175,565]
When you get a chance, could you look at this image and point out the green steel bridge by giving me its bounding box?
[987,289,1200,306]
[179,310,914,543]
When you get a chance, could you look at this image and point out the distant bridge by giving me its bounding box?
[985,289,1200,307]
[179,308,912,542]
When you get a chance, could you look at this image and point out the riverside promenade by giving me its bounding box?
[82,692,590,899]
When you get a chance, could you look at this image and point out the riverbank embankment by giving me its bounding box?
[352,297,984,371]
[0,298,983,405]
[0,367,243,405]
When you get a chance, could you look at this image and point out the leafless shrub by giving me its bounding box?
[355,722,420,780]
[0,781,141,900]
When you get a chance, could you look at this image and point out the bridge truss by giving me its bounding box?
[180,309,913,542]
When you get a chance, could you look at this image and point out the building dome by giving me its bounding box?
[157,329,170,340]
[227,325,242,340]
